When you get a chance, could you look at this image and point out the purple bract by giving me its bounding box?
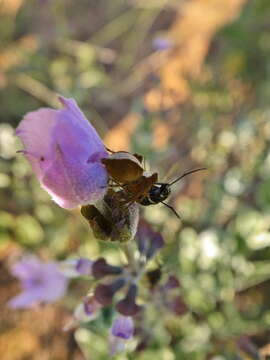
[16,96,108,209]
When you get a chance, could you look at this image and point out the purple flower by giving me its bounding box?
[111,315,134,339]
[8,255,68,309]
[16,96,108,209]
[110,316,134,355]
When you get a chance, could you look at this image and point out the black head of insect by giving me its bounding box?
[140,183,171,205]
[140,168,206,219]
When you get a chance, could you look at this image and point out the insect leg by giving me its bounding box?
[105,147,115,153]
[161,201,181,219]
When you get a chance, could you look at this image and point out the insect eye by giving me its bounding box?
[161,187,170,198]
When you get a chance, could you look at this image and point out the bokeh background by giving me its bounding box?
[2,0,270,359]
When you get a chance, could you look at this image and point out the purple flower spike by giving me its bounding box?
[92,257,123,279]
[8,255,68,309]
[111,315,134,340]
[16,96,108,209]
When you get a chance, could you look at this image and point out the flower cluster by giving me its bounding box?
[60,220,168,354]
[9,220,187,354]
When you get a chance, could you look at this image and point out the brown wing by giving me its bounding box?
[102,151,144,183]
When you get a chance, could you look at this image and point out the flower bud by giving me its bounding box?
[94,278,125,306]
[81,191,139,243]
[116,284,142,316]
[92,258,122,279]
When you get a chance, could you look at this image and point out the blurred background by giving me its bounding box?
[2,0,270,359]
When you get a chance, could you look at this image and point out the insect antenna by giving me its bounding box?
[169,167,207,186]
[161,202,181,219]
[160,167,206,219]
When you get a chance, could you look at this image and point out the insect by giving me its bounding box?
[101,150,158,204]
[102,150,206,218]
[139,168,206,218]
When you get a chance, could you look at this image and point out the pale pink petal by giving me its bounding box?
[8,289,41,309]
[10,256,42,280]
[41,145,107,208]
[16,97,108,208]
[8,256,68,309]
[16,109,58,178]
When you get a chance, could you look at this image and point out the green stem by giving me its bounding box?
[121,242,137,273]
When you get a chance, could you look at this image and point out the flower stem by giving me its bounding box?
[121,242,137,273]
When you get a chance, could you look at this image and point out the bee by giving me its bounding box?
[102,150,206,219]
